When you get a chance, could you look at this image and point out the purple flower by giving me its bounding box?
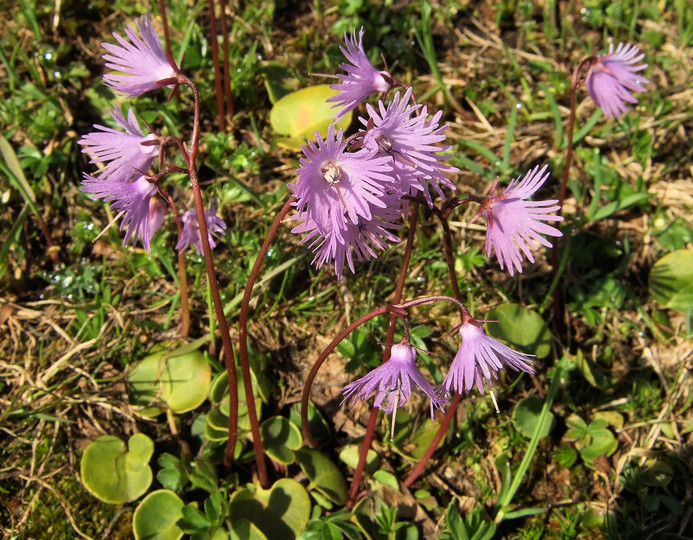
[289,124,395,236]
[442,318,534,396]
[473,165,563,276]
[291,201,401,279]
[327,27,392,121]
[82,174,161,252]
[79,106,159,183]
[341,343,446,420]
[102,13,177,97]
[360,88,458,205]
[175,202,227,255]
[586,42,649,118]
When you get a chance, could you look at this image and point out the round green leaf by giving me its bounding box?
[295,448,347,506]
[129,345,212,415]
[80,434,153,504]
[511,395,555,439]
[133,490,184,540]
[649,249,693,313]
[260,416,302,465]
[269,85,352,149]
[486,303,552,358]
[229,478,310,540]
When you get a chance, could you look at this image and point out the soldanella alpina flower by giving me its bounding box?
[360,87,458,205]
[291,199,401,279]
[472,165,563,276]
[289,124,395,235]
[102,13,178,97]
[82,174,161,252]
[586,42,649,118]
[341,343,446,424]
[176,202,227,255]
[79,106,159,183]
[328,27,392,121]
[442,317,534,398]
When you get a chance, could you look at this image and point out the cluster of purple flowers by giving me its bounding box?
[324,31,649,415]
[79,14,226,254]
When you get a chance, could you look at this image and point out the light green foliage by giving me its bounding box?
[80,434,154,504]
[133,490,185,540]
[486,303,552,358]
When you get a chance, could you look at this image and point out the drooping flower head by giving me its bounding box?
[82,174,161,252]
[291,200,401,279]
[472,165,563,276]
[327,27,392,121]
[341,343,447,420]
[289,123,395,236]
[176,202,227,255]
[586,42,649,118]
[102,13,178,97]
[360,88,458,205]
[442,317,534,396]
[79,105,159,183]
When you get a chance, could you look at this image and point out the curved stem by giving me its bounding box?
[238,196,296,488]
[300,305,405,447]
[346,202,419,507]
[180,76,239,468]
[403,392,461,488]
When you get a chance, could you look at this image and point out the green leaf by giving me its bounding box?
[649,250,693,313]
[80,434,153,504]
[512,395,555,439]
[133,490,184,540]
[269,85,352,149]
[128,343,212,415]
[485,303,552,358]
[296,448,348,506]
[260,416,303,465]
[229,478,311,540]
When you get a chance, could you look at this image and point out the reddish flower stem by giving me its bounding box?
[346,202,419,508]
[238,196,296,488]
[300,305,406,447]
[206,0,225,131]
[179,75,239,468]
[219,0,233,121]
[403,392,461,488]
[156,0,173,59]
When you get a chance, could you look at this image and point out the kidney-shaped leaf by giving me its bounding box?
[81,434,153,504]
[486,303,552,358]
[649,250,693,313]
[296,448,347,506]
[133,489,184,540]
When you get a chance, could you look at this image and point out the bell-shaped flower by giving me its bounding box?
[82,174,161,252]
[102,13,178,97]
[586,42,649,118]
[175,202,227,255]
[442,318,534,396]
[79,105,159,183]
[341,343,446,420]
[472,165,563,276]
[328,27,392,121]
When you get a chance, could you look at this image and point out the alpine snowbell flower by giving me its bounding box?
[341,343,446,421]
[328,27,392,121]
[289,124,395,235]
[79,106,159,183]
[586,42,649,118]
[82,174,160,252]
[442,318,534,397]
[102,13,177,97]
[473,165,563,276]
[176,202,227,255]
[360,88,458,205]
[291,200,401,279]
